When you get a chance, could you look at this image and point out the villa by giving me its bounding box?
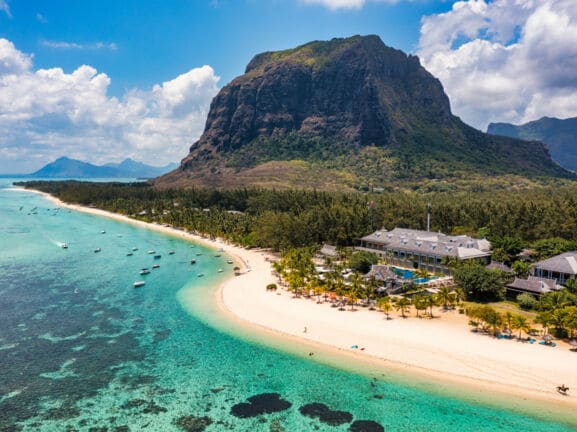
[532,251,577,285]
[506,276,563,297]
[358,227,491,274]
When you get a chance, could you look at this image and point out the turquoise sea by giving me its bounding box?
[0,179,575,432]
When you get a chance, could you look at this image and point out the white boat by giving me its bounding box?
[140,268,151,275]
[227,260,233,264]
[100,230,106,234]
[61,243,68,249]
[94,248,101,253]
[133,281,145,288]
[152,264,160,269]
[132,247,138,251]
[126,252,133,256]
[168,251,175,255]
[218,268,223,273]
[197,273,204,277]
[147,250,156,254]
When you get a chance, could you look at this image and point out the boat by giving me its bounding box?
[152,264,160,269]
[190,259,196,264]
[147,250,156,254]
[133,281,145,288]
[196,253,202,256]
[126,252,133,256]
[100,230,106,234]
[132,247,138,251]
[197,273,204,277]
[214,254,221,258]
[94,248,101,253]
[140,268,151,275]
[168,251,175,255]
[61,243,68,249]
[154,255,162,259]
[227,260,233,264]
[218,268,223,273]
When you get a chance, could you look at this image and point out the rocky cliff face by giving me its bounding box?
[158,35,572,189]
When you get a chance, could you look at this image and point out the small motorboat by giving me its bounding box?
[154,255,162,260]
[94,248,102,253]
[132,247,138,251]
[61,243,68,249]
[214,254,221,258]
[218,268,223,273]
[197,273,204,278]
[190,259,196,264]
[227,260,233,264]
[100,230,106,234]
[196,252,202,256]
[147,250,156,254]
[169,251,175,255]
[152,264,160,269]
[126,252,133,256]
[133,281,145,288]
[140,268,151,275]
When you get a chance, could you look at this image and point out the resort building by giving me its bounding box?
[532,251,577,285]
[358,227,491,274]
[506,276,563,297]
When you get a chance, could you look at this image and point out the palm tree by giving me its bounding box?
[424,295,439,318]
[413,294,427,318]
[436,286,453,310]
[504,311,514,333]
[511,315,530,339]
[377,296,393,320]
[349,273,365,311]
[394,297,412,318]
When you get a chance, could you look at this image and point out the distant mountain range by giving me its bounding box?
[157,35,572,190]
[26,157,178,179]
[488,117,577,172]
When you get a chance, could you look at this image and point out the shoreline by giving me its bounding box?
[24,188,577,427]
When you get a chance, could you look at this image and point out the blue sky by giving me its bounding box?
[1,0,577,173]
[1,0,447,95]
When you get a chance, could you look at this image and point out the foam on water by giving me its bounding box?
[0,179,575,431]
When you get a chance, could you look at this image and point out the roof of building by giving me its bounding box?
[533,251,577,275]
[319,244,338,257]
[360,227,490,259]
[507,276,562,294]
[366,264,397,281]
[486,261,512,272]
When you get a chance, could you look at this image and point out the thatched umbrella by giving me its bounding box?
[543,334,553,343]
[569,339,577,351]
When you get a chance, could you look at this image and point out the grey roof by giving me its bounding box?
[533,251,577,275]
[486,261,512,272]
[366,264,397,281]
[319,244,338,257]
[507,276,562,294]
[360,227,490,259]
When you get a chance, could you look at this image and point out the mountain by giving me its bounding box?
[488,117,577,172]
[31,157,177,178]
[157,35,572,190]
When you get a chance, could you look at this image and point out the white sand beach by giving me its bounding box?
[30,188,577,421]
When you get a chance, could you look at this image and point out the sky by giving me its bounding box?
[1,0,576,173]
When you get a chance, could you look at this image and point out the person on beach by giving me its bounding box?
[304,326,307,333]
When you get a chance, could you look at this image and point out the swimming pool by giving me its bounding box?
[392,267,437,284]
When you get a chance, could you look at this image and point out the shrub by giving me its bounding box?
[517,292,538,310]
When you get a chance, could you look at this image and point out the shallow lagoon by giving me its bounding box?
[0,180,574,431]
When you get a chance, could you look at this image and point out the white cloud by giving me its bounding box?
[301,0,402,10]
[0,38,220,173]
[36,13,48,23]
[418,0,577,130]
[0,0,11,18]
[41,40,118,51]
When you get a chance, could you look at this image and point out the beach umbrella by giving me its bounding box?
[543,334,553,342]
[503,328,512,336]
[569,339,577,347]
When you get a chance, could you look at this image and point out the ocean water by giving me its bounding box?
[0,180,575,432]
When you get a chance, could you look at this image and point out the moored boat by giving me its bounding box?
[168,251,175,255]
[94,248,101,253]
[152,264,160,269]
[154,255,161,259]
[140,268,151,275]
[190,259,196,264]
[133,281,145,288]
[147,250,156,254]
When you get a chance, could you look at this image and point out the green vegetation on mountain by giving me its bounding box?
[158,35,572,190]
[488,116,577,173]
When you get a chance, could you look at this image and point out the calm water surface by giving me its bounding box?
[0,180,574,431]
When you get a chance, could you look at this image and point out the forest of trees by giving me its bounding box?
[20,181,577,261]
